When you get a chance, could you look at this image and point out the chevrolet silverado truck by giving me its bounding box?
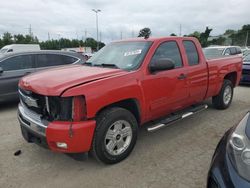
[18,37,242,164]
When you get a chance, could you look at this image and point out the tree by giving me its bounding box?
[188,31,200,40]
[208,36,226,46]
[170,33,177,36]
[224,29,235,35]
[199,27,212,47]
[138,27,152,38]
[2,32,13,45]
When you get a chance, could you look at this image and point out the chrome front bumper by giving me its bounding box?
[18,103,47,137]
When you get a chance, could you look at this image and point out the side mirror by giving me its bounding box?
[149,58,175,73]
[0,67,3,75]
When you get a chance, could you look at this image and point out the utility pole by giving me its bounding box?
[245,31,249,47]
[84,30,87,52]
[48,32,50,41]
[179,24,182,36]
[92,9,101,51]
[26,24,33,38]
[120,31,123,40]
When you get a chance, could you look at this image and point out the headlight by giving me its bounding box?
[45,96,86,122]
[227,112,250,181]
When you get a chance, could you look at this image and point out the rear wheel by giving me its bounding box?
[91,107,138,164]
[212,79,233,109]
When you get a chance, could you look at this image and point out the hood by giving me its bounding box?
[19,65,126,96]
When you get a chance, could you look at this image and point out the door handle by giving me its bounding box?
[177,73,187,80]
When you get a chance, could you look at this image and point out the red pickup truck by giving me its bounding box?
[18,37,242,164]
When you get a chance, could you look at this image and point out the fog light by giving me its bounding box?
[242,149,250,165]
[56,142,68,149]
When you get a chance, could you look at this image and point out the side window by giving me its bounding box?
[230,47,236,55]
[224,48,231,55]
[0,55,33,71]
[61,55,78,65]
[183,41,199,66]
[36,54,77,68]
[151,41,183,68]
[236,47,242,54]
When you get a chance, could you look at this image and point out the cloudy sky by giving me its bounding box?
[0,0,249,43]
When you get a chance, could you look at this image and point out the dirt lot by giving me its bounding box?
[0,86,249,188]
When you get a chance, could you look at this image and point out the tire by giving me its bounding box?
[212,79,234,110]
[91,107,138,164]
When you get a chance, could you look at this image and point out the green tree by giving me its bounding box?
[208,36,226,46]
[2,32,13,45]
[199,27,212,47]
[188,31,201,40]
[224,29,235,35]
[138,27,152,38]
[170,33,177,36]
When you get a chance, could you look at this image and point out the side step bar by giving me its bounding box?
[147,104,208,132]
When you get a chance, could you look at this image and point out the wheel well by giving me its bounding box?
[96,99,141,124]
[224,72,237,87]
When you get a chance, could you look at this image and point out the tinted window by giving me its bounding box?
[183,41,199,66]
[151,41,183,68]
[0,55,33,71]
[236,47,242,54]
[230,47,236,55]
[36,54,78,68]
[61,55,78,64]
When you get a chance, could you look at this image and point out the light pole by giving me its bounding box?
[92,9,101,51]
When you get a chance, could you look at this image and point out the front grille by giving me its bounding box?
[242,69,250,75]
[18,88,72,121]
[19,88,46,115]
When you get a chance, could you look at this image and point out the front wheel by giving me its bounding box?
[212,79,234,109]
[91,107,138,164]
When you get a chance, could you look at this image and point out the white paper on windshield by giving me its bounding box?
[124,49,142,56]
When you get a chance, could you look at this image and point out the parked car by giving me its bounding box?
[203,46,242,59]
[207,112,250,188]
[240,53,250,84]
[18,37,242,164]
[0,50,84,102]
[0,44,40,53]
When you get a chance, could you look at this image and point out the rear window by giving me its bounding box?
[36,54,78,68]
[183,41,199,66]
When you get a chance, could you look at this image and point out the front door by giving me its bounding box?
[142,41,189,120]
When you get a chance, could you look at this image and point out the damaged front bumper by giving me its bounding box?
[18,103,96,153]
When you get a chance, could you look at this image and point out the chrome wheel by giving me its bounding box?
[104,120,132,156]
[223,85,232,105]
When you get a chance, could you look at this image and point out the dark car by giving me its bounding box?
[240,53,250,84]
[207,112,250,188]
[0,50,84,102]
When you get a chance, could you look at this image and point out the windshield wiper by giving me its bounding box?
[94,63,119,69]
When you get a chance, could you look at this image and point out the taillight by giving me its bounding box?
[72,96,87,121]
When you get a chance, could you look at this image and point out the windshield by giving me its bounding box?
[0,48,8,53]
[203,48,224,59]
[86,41,152,70]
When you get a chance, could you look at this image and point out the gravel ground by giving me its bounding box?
[0,86,249,188]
